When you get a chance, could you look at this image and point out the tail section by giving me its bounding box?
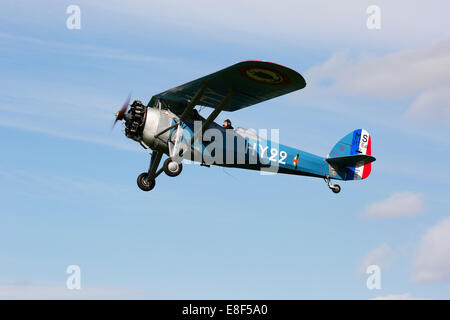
[328,129,374,180]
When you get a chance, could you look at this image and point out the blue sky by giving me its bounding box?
[1,0,450,299]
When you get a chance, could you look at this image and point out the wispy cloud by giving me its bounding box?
[361,192,425,219]
[406,86,450,120]
[0,31,174,64]
[0,30,189,151]
[0,115,138,152]
[306,39,450,121]
[359,243,396,275]
[81,0,450,48]
[412,217,450,283]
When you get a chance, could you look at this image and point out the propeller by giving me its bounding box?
[112,93,131,128]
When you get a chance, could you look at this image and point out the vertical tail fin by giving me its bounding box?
[328,129,373,180]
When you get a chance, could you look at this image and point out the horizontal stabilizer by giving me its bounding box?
[326,154,376,167]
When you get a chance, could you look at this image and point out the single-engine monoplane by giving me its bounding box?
[113,61,375,193]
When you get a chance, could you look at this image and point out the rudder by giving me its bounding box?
[328,129,373,180]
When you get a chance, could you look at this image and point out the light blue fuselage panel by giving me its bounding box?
[175,120,346,181]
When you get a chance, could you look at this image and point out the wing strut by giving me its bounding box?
[189,90,234,146]
[179,81,208,121]
[154,82,208,140]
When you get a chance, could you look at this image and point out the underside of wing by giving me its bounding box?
[148,60,306,113]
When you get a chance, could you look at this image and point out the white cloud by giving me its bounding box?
[359,243,396,275]
[362,192,425,219]
[371,293,425,300]
[412,217,450,283]
[406,86,450,120]
[306,39,450,120]
[0,115,138,152]
[0,32,173,64]
[80,0,450,48]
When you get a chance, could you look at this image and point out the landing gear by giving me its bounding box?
[137,173,155,191]
[136,151,163,192]
[136,151,184,191]
[325,176,341,194]
[331,184,341,194]
[163,158,183,177]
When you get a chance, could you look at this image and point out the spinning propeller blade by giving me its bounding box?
[113,93,131,128]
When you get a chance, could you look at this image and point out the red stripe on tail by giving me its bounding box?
[362,136,372,179]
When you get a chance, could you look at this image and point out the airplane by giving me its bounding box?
[113,60,375,193]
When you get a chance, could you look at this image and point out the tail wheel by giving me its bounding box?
[163,158,183,177]
[331,184,341,194]
[137,173,155,191]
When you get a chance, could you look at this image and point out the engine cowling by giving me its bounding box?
[141,107,175,153]
[123,100,178,154]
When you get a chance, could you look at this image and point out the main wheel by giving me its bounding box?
[163,158,183,177]
[331,184,341,194]
[137,173,155,191]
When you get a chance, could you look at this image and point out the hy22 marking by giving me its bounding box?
[248,143,287,164]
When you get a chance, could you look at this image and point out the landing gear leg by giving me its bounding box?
[165,124,184,177]
[137,151,163,191]
[325,176,341,194]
